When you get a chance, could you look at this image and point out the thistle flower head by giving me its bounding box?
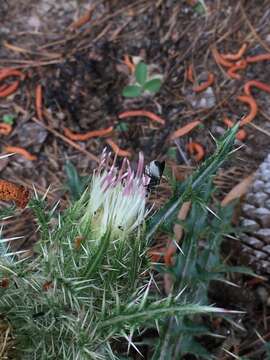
[81,150,149,238]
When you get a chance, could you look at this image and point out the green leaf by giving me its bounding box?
[122,85,142,98]
[64,160,87,201]
[166,147,177,160]
[194,2,205,14]
[116,122,129,132]
[135,62,148,85]
[146,125,238,240]
[99,304,232,331]
[214,265,258,277]
[84,229,111,277]
[143,78,162,93]
[181,337,214,359]
[3,114,15,125]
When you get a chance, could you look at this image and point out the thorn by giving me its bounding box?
[32,184,39,199]
[42,185,51,201]
[173,239,184,255]
[175,285,188,300]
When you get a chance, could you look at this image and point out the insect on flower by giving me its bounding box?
[145,160,165,194]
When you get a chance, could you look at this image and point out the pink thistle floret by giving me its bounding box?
[82,150,149,237]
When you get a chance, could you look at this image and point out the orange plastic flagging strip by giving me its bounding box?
[0,81,20,97]
[187,142,205,161]
[105,139,131,157]
[227,59,247,80]
[246,53,270,63]
[223,118,247,141]
[0,84,8,92]
[0,123,12,135]
[123,55,136,73]
[187,64,194,83]
[237,95,258,126]
[4,146,37,161]
[223,43,248,60]
[170,120,201,140]
[0,68,25,98]
[193,73,214,92]
[0,179,30,208]
[64,126,113,141]
[35,84,43,121]
[244,80,270,96]
[212,48,234,68]
[118,110,165,125]
[69,6,94,30]
[0,69,25,81]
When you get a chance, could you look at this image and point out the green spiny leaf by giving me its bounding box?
[64,160,88,201]
[146,125,238,240]
[84,229,111,277]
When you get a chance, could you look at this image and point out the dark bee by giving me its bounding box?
[145,160,165,194]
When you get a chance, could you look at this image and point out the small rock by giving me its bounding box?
[242,203,256,218]
[253,249,268,260]
[253,192,268,206]
[17,123,48,150]
[245,193,258,206]
[251,180,265,192]
[265,199,270,209]
[28,16,41,31]
[261,169,270,182]
[254,207,270,228]
[257,286,269,303]
[187,87,216,110]
[241,218,260,232]
[256,229,270,242]
[262,245,270,253]
[56,111,66,121]
[254,207,270,216]
[260,162,270,173]
[241,235,263,249]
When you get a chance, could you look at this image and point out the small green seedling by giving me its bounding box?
[3,114,15,125]
[116,122,129,132]
[193,0,207,14]
[122,61,162,98]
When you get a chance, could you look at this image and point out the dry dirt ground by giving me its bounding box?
[1,0,270,358]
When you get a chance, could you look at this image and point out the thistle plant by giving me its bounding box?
[0,127,242,359]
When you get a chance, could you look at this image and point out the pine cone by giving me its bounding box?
[240,154,270,274]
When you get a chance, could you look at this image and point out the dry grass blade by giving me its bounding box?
[248,122,270,137]
[0,322,13,359]
[13,105,99,163]
[240,0,270,53]
[164,201,191,294]
[221,174,255,207]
